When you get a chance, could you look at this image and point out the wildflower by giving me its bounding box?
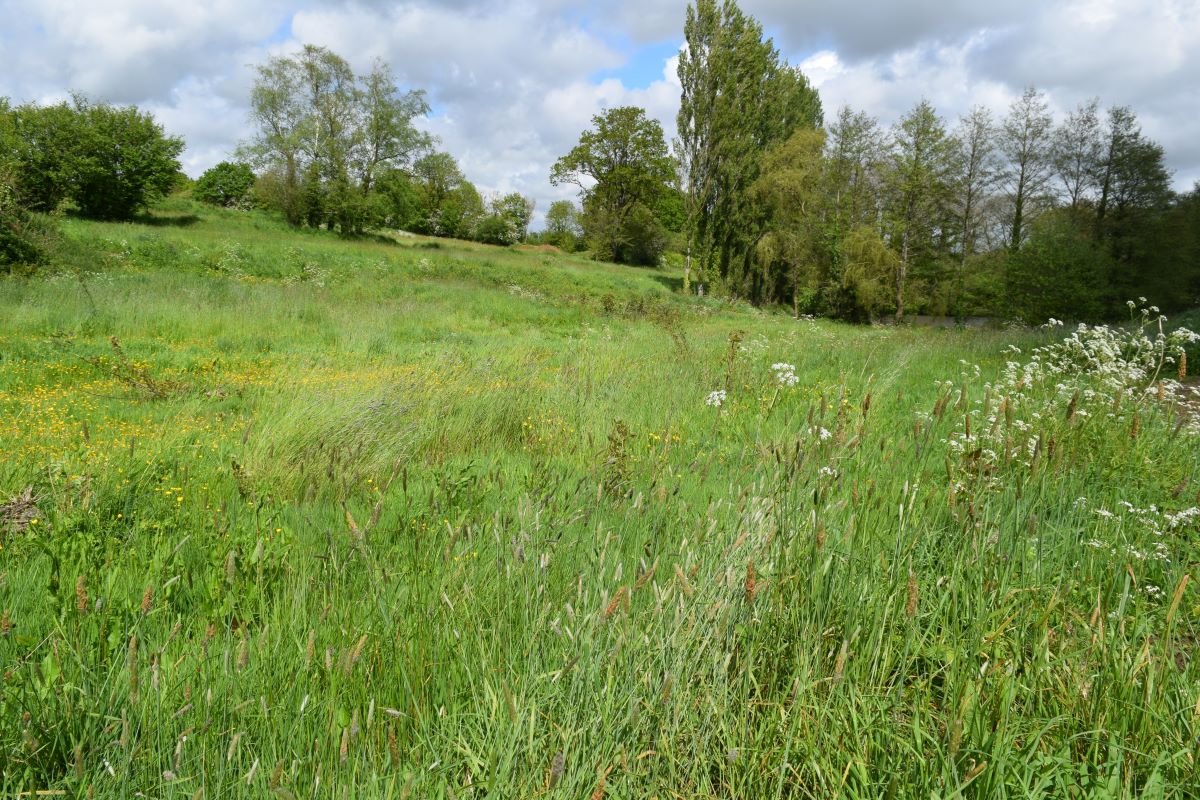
[705,389,727,408]
[771,362,799,387]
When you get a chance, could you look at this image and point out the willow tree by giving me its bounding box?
[751,127,826,313]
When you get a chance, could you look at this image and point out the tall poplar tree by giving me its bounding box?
[677,0,821,301]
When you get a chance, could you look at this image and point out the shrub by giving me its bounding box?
[3,96,183,221]
[1006,210,1110,323]
[193,162,256,208]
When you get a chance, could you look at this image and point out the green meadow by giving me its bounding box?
[1,200,1198,798]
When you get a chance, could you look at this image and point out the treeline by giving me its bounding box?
[741,92,1199,322]
[236,45,534,245]
[668,0,1198,320]
[4,3,1198,319]
[1,45,538,271]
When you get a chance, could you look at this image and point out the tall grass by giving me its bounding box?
[1,200,1197,797]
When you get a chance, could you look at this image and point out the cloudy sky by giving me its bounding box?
[2,0,1197,226]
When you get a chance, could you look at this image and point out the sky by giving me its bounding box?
[2,0,1198,228]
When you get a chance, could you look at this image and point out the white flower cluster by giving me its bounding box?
[771,362,799,387]
[705,389,727,408]
[945,305,1199,478]
[1084,500,1198,565]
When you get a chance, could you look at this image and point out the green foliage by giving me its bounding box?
[193,162,257,208]
[543,199,583,251]
[1,96,183,221]
[883,100,957,319]
[474,192,535,246]
[751,128,827,310]
[1006,209,1111,322]
[243,45,431,235]
[841,224,899,319]
[552,106,675,266]
[0,208,59,273]
[678,0,822,298]
[372,167,424,230]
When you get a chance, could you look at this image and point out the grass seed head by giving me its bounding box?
[75,574,88,613]
[833,639,848,683]
[604,586,628,619]
[549,750,565,788]
[141,584,154,615]
[591,770,607,800]
[388,724,400,763]
[906,571,919,619]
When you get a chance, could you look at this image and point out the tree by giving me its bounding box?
[193,162,257,208]
[882,100,956,319]
[677,0,822,299]
[409,151,484,238]
[999,87,1054,249]
[243,45,431,234]
[354,60,433,194]
[475,192,535,245]
[544,200,582,250]
[373,167,424,230]
[1090,106,1172,306]
[2,96,182,221]
[950,107,998,262]
[551,106,675,265]
[825,107,884,236]
[1051,98,1102,210]
[841,225,899,321]
[751,128,826,313]
[1006,210,1110,323]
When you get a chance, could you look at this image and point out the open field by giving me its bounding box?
[2,200,1199,797]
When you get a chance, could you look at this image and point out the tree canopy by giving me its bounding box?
[1,95,183,221]
[551,106,676,265]
[243,45,432,235]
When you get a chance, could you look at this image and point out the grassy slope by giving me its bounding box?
[1,200,1197,797]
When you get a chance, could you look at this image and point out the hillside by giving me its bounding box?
[1,201,1198,797]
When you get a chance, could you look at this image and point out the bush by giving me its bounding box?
[473,214,517,245]
[193,162,256,208]
[3,96,183,221]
